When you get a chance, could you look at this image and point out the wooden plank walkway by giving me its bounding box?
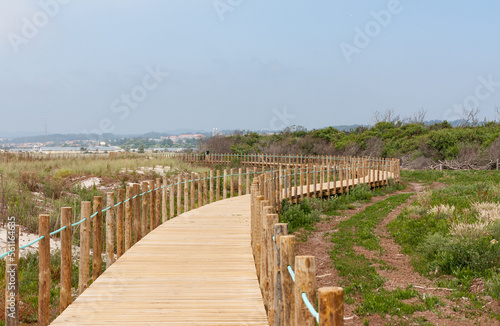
[51,195,268,326]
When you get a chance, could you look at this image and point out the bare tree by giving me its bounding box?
[460,107,480,127]
[407,108,427,124]
[371,109,401,125]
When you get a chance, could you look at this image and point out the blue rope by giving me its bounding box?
[301,292,319,323]
[0,250,14,259]
[287,265,295,282]
[72,218,86,227]
[50,225,67,236]
[102,206,111,212]
[19,236,45,250]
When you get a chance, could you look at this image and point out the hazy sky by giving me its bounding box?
[1,0,500,135]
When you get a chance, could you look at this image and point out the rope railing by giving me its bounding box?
[1,153,399,325]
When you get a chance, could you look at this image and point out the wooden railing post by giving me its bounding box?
[223,169,228,199]
[78,203,91,293]
[155,178,161,227]
[169,176,175,218]
[60,207,72,313]
[230,168,234,198]
[163,176,168,222]
[133,183,141,242]
[238,167,243,196]
[216,169,221,201]
[274,223,288,326]
[210,170,214,203]
[280,235,296,326]
[177,175,182,214]
[191,172,196,209]
[38,214,50,326]
[6,224,19,326]
[203,171,208,205]
[117,189,125,258]
[148,180,155,230]
[294,256,317,326]
[125,185,134,251]
[140,182,148,236]
[93,196,103,281]
[106,192,115,268]
[318,287,344,326]
[184,176,189,212]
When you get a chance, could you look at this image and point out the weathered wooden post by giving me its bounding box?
[274,223,288,326]
[150,180,157,230]
[216,169,221,201]
[203,171,208,205]
[133,183,141,242]
[223,169,228,199]
[169,175,175,218]
[125,186,133,251]
[280,235,296,326]
[197,172,202,208]
[106,192,115,268]
[210,170,214,203]
[79,203,91,293]
[5,224,19,326]
[38,215,51,326]
[294,256,317,326]
[156,178,162,227]
[163,176,168,222]
[116,189,125,258]
[238,167,243,196]
[93,196,103,280]
[230,168,234,198]
[177,175,182,214]
[184,176,189,212]
[141,182,148,236]
[319,287,344,326]
[191,172,196,209]
[60,207,72,313]
[246,167,250,195]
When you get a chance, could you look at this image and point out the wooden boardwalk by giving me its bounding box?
[51,195,268,325]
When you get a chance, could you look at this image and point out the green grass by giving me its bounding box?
[328,193,412,298]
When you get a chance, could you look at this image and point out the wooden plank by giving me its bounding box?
[51,195,267,326]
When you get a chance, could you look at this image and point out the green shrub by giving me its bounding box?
[280,198,321,233]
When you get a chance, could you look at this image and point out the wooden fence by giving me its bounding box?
[2,154,399,326]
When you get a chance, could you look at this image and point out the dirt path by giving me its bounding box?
[297,183,500,325]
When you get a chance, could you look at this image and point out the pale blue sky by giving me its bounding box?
[1,0,499,135]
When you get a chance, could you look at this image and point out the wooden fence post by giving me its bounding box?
[169,176,175,218]
[116,190,125,259]
[163,177,168,223]
[106,192,115,268]
[210,170,214,203]
[150,180,157,230]
[274,223,288,326]
[38,215,50,326]
[156,178,161,227]
[133,183,141,242]
[5,224,19,326]
[216,169,221,201]
[93,196,103,281]
[318,287,344,326]
[230,168,234,198]
[294,256,317,326]
[78,203,91,293]
[280,235,296,326]
[203,171,208,205]
[197,173,202,208]
[184,176,189,212]
[246,167,250,194]
[223,169,228,199]
[238,167,243,196]
[60,207,72,313]
[177,175,182,214]
[141,182,148,236]
[125,186,133,251]
[191,172,196,209]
